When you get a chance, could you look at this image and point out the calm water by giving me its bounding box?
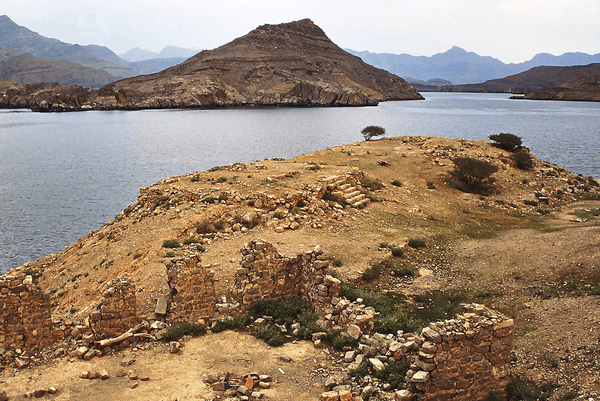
[1,93,599,273]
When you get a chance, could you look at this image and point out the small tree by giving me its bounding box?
[489,133,523,152]
[513,150,534,170]
[450,157,499,193]
[362,125,386,141]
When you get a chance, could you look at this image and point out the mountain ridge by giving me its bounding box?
[348,47,600,85]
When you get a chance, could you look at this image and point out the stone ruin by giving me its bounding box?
[0,240,514,400]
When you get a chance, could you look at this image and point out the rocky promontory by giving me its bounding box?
[0,19,422,112]
[2,135,600,400]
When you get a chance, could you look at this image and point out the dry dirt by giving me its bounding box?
[3,136,600,400]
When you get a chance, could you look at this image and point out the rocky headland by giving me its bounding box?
[1,135,599,400]
[0,19,422,112]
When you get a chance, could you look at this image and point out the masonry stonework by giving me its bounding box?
[0,273,53,351]
[90,277,137,339]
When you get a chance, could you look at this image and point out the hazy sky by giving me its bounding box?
[3,0,600,63]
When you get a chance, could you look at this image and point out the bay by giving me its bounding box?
[1,92,599,273]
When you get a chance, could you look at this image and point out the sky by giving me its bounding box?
[2,0,600,63]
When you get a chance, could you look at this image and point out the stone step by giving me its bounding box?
[342,186,357,194]
[331,179,346,188]
[323,175,341,183]
[344,190,361,199]
[338,183,352,191]
[347,194,366,204]
[352,198,371,208]
[331,191,344,197]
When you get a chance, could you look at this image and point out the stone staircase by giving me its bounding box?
[323,175,371,208]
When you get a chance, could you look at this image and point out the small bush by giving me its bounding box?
[213,220,224,230]
[248,295,315,327]
[361,176,384,191]
[182,237,199,245]
[361,125,386,141]
[162,322,207,342]
[524,199,538,207]
[450,157,499,194]
[162,239,180,248]
[190,174,200,182]
[195,218,214,234]
[349,358,409,390]
[363,263,385,281]
[391,179,402,187]
[489,133,523,152]
[407,237,427,248]
[426,181,436,189]
[513,150,534,170]
[333,258,343,267]
[165,251,175,258]
[211,315,252,333]
[390,247,405,257]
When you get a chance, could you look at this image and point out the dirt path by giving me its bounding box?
[2,331,330,401]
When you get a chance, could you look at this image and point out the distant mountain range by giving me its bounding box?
[348,46,600,85]
[0,15,195,87]
[119,46,198,62]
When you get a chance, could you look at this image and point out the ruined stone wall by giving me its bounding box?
[90,277,137,339]
[402,304,514,401]
[0,273,53,351]
[235,240,340,311]
[166,254,217,323]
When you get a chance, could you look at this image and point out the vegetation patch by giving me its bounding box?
[349,358,410,390]
[489,133,523,152]
[162,239,181,248]
[161,322,207,342]
[450,157,499,194]
[506,376,557,401]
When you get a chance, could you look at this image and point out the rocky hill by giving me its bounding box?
[0,49,120,88]
[522,65,600,101]
[414,63,600,99]
[96,19,422,109]
[1,135,599,400]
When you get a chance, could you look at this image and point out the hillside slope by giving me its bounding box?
[98,19,422,109]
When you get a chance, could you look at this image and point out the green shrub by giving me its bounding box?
[391,179,403,187]
[513,150,534,170]
[190,174,200,182]
[182,237,199,245]
[361,125,386,141]
[349,358,409,390]
[407,237,427,248]
[363,263,385,281]
[411,289,471,323]
[211,315,252,333]
[322,329,358,350]
[426,180,436,189]
[165,251,175,258]
[254,324,285,346]
[390,247,405,257]
[524,199,538,207]
[162,322,207,342]
[248,295,315,327]
[213,220,224,230]
[162,239,180,248]
[361,176,384,191]
[489,133,523,152]
[333,258,343,267]
[450,157,499,194]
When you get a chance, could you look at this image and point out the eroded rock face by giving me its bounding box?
[0,19,422,111]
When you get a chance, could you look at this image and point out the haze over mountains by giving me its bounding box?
[348,47,600,85]
[0,15,194,87]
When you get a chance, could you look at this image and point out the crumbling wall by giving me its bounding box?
[234,239,340,311]
[166,254,217,322]
[90,277,137,338]
[402,304,514,401]
[0,273,53,351]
